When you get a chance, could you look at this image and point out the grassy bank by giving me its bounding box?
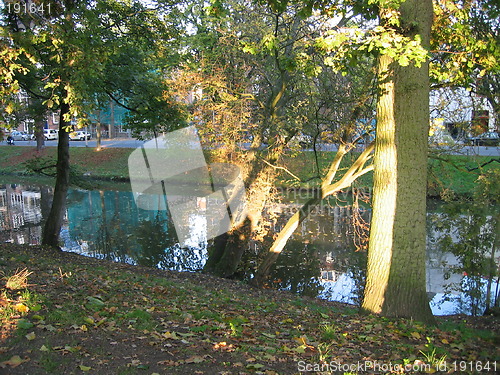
[0,146,131,180]
[0,145,498,196]
[1,243,498,374]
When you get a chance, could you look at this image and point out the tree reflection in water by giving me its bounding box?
[1,181,497,315]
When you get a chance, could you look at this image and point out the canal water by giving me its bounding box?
[1,179,497,316]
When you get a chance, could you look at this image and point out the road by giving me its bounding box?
[2,138,499,156]
[3,138,146,149]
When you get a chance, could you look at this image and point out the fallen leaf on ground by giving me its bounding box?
[185,355,205,364]
[14,303,29,313]
[0,355,30,368]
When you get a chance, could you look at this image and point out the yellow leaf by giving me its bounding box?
[1,355,29,368]
[40,345,49,352]
[79,364,91,371]
[163,331,179,340]
[25,332,36,341]
[14,303,29,313]
[441,338,449,344]
[294,346,306,353]
[411,332,421,339]
[80,324,88,332]
[5,103,14,114]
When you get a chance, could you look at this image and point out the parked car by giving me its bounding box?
[69,130,91,141]
[9,131,30,141]
[43,129,59,140]
[467,131,500,146]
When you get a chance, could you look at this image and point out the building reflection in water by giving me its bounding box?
[0,184,48,244]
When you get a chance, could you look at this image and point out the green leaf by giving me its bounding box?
[17,319,34,330]
[85,296,105,309]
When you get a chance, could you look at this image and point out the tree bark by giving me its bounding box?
[203,140,283,278]
[96,121,102,151]
[34,118,45,151]
[361,0,436,325]
[41,99,71,248]
[109,100,115,138]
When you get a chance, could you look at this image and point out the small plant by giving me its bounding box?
[321,324,337,341]
[317,342,333,363]
[420,348,447,370]
[4,268,33,290]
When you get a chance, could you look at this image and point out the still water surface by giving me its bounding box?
[1,179,496,316]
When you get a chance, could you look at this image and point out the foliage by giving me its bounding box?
[430,0,500,86]
[0,0,186,136]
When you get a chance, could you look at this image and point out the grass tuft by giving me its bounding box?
[4,268,33,290]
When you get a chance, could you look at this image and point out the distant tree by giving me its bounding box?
[0,0,185,247]
[431,0,500,131]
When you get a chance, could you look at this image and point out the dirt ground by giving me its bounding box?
[1,243,499,374]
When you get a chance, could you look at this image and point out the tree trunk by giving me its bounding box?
[109,100,115,138]
[252,193,322,286]
[361,0,435,325]
[41,100,71,248]
[252,143,374,286]
[203,218,252,277]
[34,118,45,151]
[203,149,280,277]
[96,120,102,151]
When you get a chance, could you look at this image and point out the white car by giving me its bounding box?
[43,129,59,140]
[9,131,30,141]
[70,130,91,141]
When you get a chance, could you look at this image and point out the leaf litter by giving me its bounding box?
[0,243,498,374]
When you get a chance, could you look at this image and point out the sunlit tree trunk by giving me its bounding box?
[96,121,102,151]
[362,0,435,325]
[203,155,279,278]
[42,98,71,248]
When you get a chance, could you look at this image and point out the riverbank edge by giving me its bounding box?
[1,145,497,198]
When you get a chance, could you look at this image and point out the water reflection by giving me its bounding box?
[0,181,497,316]
[0,184,46,244]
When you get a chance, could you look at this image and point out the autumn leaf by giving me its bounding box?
[14,303,29,313]
[185,355,205,364]
[79,364,91,371]
[25,332,36,341]
[411,331,421,340]
[0,355,30,368]
[163,331,179,340]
